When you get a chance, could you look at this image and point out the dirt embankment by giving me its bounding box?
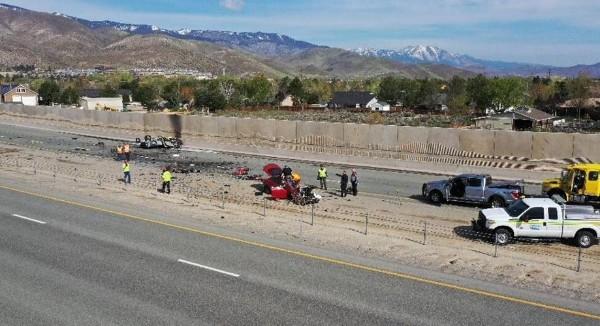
[1,143,599,303]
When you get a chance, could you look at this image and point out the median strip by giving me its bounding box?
[12,213,46,225]
[177,259,240,278]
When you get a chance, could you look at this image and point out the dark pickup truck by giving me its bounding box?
[422,174,524,207]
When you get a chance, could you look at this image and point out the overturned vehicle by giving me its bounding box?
[136,135,183,149]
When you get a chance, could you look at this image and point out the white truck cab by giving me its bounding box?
[473,198,600,248]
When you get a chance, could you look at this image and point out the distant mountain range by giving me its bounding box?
[0,3,471,79]
[351,45,600,77]
[1,3,597,78]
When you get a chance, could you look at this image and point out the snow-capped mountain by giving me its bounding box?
[63,15,321,57]
[353,46,484,67]
[351,45,557,76]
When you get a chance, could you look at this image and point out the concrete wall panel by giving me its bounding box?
[216,116,238,138]
[532,132,574,159]
[493,130,533,158]
[427,128,461,150]
[297,121,344,147]
[459,129,495,156]
[237,118,276,141]
[343,123,370,148]
[273,120,297,143]
[573,134,600,161]
[396,127,430,153]
[368,124,398,151]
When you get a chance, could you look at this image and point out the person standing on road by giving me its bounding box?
[116,145,123,161]
[122,160,131,184]
[336,170,349,197]
[123,143,131,161]
[161,168,172,194]
[317,164,328,190]
[350,169,358,196]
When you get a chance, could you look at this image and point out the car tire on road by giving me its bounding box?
[494,228,513,246]
[428,190,443,204]
[489,196,505,208]
[575,230,596,248]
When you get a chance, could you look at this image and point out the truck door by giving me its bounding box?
[448,177,466,199]
[516,207,546,237]
[465,177,484,201]
[544,207,563,238]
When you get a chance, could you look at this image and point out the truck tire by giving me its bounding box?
[547,190,566,201]
[494,228,513,245]
[489,196,506,208]
[575,230,596,248]
[428,190,443,204]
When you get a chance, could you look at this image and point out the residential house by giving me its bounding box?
[1,84,38,106]
[330,91,390,111]
[475,107,555,131]
[279,94,294,108]
[79,89,132,112]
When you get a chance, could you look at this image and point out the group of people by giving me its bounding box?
[119,160,173,195]
[116,143,131,161]
[317,164,359,198]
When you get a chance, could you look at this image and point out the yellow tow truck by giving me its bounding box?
[542,163,600,205]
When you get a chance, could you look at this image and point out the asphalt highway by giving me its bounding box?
[0,122,539,199]
[1,186,598,325]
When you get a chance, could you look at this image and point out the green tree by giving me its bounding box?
[378,76,401,105]
[133,84,158,110]
[162,81,181,108]
[288,77,306,108]
[242,75,273,106]
[490,77,528,112]
[38,80,61,105]
[567,74,591,119]
[466,74,494,114]
[194,81,226,112]
[59,86,80,105]
[447,76,468,115]
[101,84,118,97]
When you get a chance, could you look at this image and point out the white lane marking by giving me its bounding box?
[177,259,240,278]
[11,214,46,225]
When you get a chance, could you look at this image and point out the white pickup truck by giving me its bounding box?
[472,198,600,248]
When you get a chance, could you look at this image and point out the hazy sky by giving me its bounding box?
[5,0,600,66]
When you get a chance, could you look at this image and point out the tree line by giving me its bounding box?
[2,72,595,116]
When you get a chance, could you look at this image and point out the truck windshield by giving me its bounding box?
[505,201,529,217]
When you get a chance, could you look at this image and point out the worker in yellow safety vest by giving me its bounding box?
[317,164,328,190]
[122,161,131,184]
[161,168,173,194]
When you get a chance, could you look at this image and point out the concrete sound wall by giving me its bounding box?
[573,134,600,161]
[532,132,575,159]
[297,121,345,147]
[1,104,599,160]
[493,130,534,158]
[459,129,495,156]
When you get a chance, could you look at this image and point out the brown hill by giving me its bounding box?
[266,48,473,79]
[0,5,472,79]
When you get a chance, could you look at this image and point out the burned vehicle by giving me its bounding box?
[422,174,524,207]
[136,135,183,149]
[261,163,320,205]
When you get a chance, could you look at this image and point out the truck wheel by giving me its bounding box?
[548,190,566,201]
[494,228,513,245]
[428,190,443,204]
[489,196,505,208]
[576,230,596,248]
